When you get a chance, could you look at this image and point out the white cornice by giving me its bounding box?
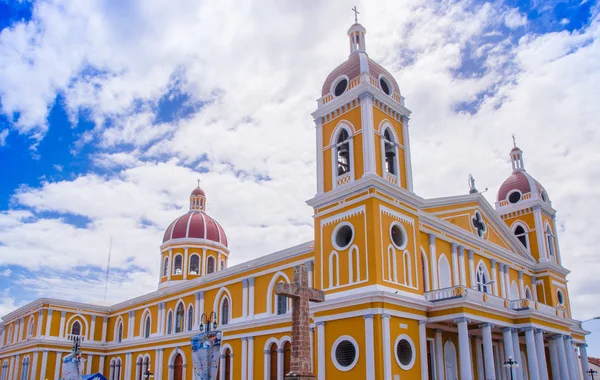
[160,238,229,252]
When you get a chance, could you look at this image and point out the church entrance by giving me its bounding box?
[173,353,183,380]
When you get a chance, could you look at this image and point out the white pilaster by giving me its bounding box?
[30,351,38,380]
[89,315,96,341]
[54,352,62,380]
[125,352,132,379]
[16,319,22,342]
[459,246,467,286]
[317,322,325,380]
[168,249,173,280]
[519,271,525,299]
[475,337,485,380]
[249,277,255,318]
[491,260,499,296]
[435,329,445,380]
[194,292,201,329]
[481,323,496,380]
[248,336,254,380]
[316,119,324,194]
[451,243,459,286]
[242,279,249,320]
[456,318,473,380]
[564,336,578,380]
[40,351,48,378]
[264,348,270,380]
[400,115,414,191]
[505,265,512,299]
[533,207,548,261]
[277,346,284,380]
[220,353,226,380]
[534,329,549,379]
[364,314,375,380]
[500,264,507,299]
[13,354,20,380]
[512,329,523,380]
[382,314,392,380]
[360,93,377,174]
[45,310,53,337]
[99,355,105,374]
[36,310,43,338]
[155,348,163,380]
[183,247,189,280]
[532,277,538,302]
[428,234,438,290]
[101,317,108,342]
[202,249,207,276]
[310,327,315,372]
[524,328,540,380]
[503,328,516,380]
[419,322,428,380]
[58,312,66,339]
[468,250,475,288]
[242,337,248,380]
[579,343,591,379]
[555,335,570,380]
[86,354,93,374]
[129,311,135,339]
[548,338,561,380]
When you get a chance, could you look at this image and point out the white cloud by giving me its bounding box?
[0,269,11,277]
[0,129,7,146]
[504,8,528,29]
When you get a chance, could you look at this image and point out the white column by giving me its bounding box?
[359,93,377,174]
[519,271,526,299]
[220,353,226,380]
[248,336,254,380]
[532,277,539,302]
[86,354,93,374]
[564,336,578,380]
[468,250,476,288]
[503,328,517,380]
[579,343,591,379]
[40,351,48,378]
[555,335,570,380]
[99,355,105,374]
[401,115,414,191]
[249,277,255,319]
[382,314,392,380]
[36,310,43,338]
[45,310,53,337]
[89,315,96,341]
[500,264,507,299]
[310,327,315,372]
[533,207,548,261]
[183,247,189,280]
[54,352,62,380]
[548,338,561,380]
[364,315,375,380]
[428,235,438,290]
[491,260,499,296]
[456,318,473,380]
[451,243,459,286]
[475,337,485,380]
[8,356,14,380]
[512,329,523,380]
[316,119,324,193]
[58,311,66,338]
[481,323,496,379]
[16,319,22,342]
[241,337,248,380]
[30,351,39,380]
[242,279,249,321]
[202,249,207,276]
[199,293,205,327]
[101,317,108,342]
[13,354,20,380]
[125,353,132,379]
[435,329,445,380]
[194,292,201,328]
[419,322,428,380]
[459,246,467,286]
[524,328,540,380]
[167,249,173,280]
[317,322,325,380]
[264,348,270,380]
[129,311,135,339]
[156,348,163,380]
[534,329,549,379]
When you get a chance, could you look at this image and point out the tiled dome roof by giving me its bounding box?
[497,171,544,202]
[163,211,228,247]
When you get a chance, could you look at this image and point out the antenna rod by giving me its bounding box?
[104,235,113,302]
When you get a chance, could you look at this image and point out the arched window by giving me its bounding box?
[349,246,360,283]
[220,260,225,271]
[20,357,29,380]
[7,326,12,345]
[438,255,452,289]
[163,257,169,277]
[167,311,173,335]
[510,281,520,300]
[403,251,413,287]
[329,252,339,288]
[175,303,185,333]
[1,360,8,380]
[136,357,143,380]
[546,226,555,259]
[71,321,81,336]
[334,128,352,177]
[283,341,291,375]
[207,256,215,274]
[187,305,194,331]
[476,264,490,294]
[269,343,278,380]
[143,357,150,377]
[421,251,430,292]
[382,128,397,175]
[117,321,123,343]
[514,225,528,249]
[110,358,122,380]
[27,317,34,337]
[144,315,151,338]
[277,293,287,315]
[525,287,533,300]
[189,255,200,275]
[173,255,183,275]
[221,298,230,325]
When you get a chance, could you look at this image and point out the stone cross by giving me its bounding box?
[276,264,325,380]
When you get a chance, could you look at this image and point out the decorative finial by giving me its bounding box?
[197,178,201,188]
[352,6,359,23]
[468,174,478,194]
[512,134,516,148]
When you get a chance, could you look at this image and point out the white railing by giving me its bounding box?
[424,286,468,301]
[67,334,85,343]
[336,173,351,187]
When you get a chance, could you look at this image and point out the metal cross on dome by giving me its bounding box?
[352,6,359,23]
[472,211,486,238]
[197,178,201,187]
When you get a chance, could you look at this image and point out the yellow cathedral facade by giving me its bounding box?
[0,21,591,380]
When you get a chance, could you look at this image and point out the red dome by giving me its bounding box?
[497,171,544,202]
[163,211,227,247]
[191,187,205,197]
[321,52,400,97]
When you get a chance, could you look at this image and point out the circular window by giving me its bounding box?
[331,336,359,371]
[333,78,348,97]
[394,335,416,370]
[508,191,522,204]
[380,77,392,95]
[332,223,354,250]
[557,289,564,305]
[390,222,407,250]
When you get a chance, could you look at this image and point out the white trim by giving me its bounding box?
[213,287,232,326]
[331,335,359,372]
[330,75,350,97]
[393,334,416,370]
[377,74,394,97]
[389,222,408,250]
[266,271,291,316]
[328,251,340,288]
[506,189,523,204]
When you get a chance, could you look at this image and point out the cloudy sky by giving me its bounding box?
[1,0,600,355]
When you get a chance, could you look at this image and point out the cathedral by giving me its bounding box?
[0,20,590,380]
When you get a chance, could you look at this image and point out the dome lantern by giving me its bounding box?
[190,179,206,211]
[510,134,525,172]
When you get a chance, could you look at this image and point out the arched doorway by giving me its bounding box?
[283,341,291,376]
[173,354,183,380]
[444,340,458,380]
[224,348,231,380]
[269,343,278,380]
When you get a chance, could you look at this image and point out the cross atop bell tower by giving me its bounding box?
[352,6,360,23]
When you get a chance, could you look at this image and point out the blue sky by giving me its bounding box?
[1,0,600,357]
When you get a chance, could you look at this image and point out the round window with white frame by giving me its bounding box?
[557,289,565,306]
[332,222,355,251]
[394,334,416,370]
[389,222,408,250]
[507,190,522,204]
[379,75,393,96]
[331,336,359,371]
[331,76,349,97]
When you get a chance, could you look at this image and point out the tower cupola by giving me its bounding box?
[190,180,207,211]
